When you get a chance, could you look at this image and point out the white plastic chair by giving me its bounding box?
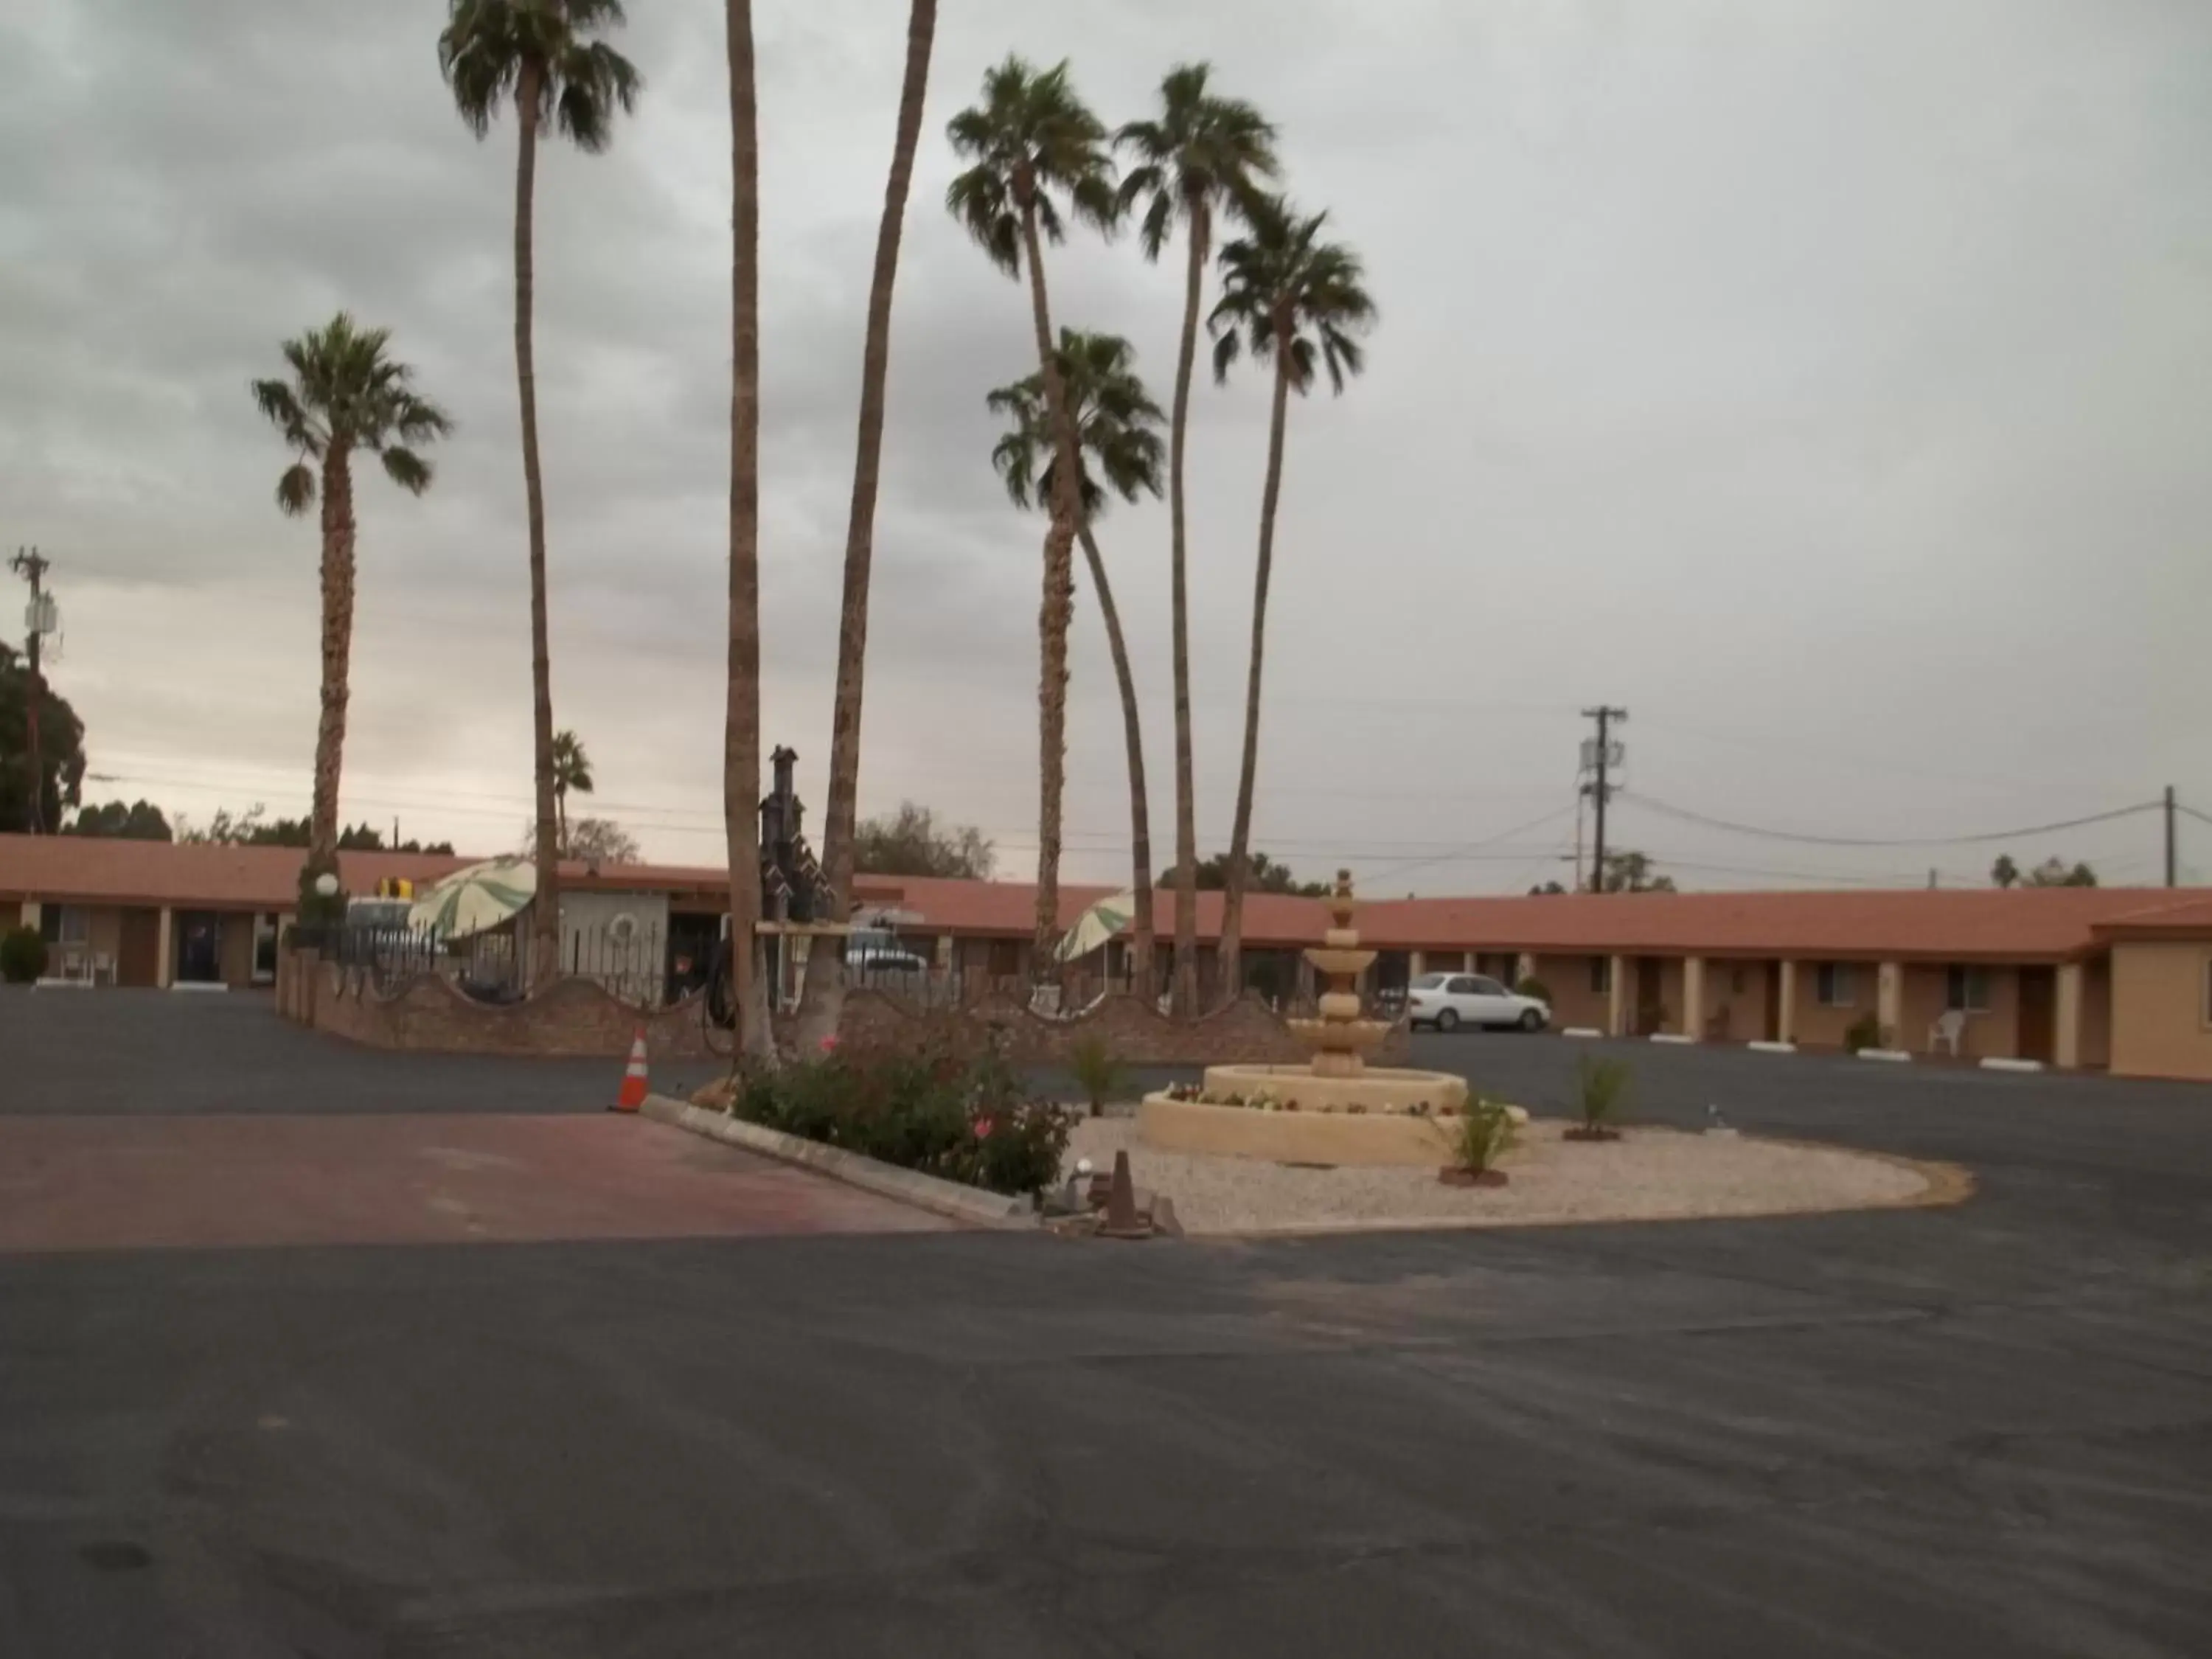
[1929,1009,1967,1057]
[91,951,114,987]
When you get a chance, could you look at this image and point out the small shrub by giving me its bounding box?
[1453,1099,1517,1173]
[1513,975,1552,1005]
[1574,1054,1631,1130]
[729,1041,1068,1197]
[1066,1033,1125,1119]
[0,928,46,984]
[1843,1012,1885,1054]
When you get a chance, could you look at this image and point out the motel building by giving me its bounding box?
[5,834,2212,1082]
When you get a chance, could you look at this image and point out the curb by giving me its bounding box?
[638,1094,1034,1229]
[1562,1026,1604,1039]
[1980,1057,2045,1073]
[1857,1048,1913,1063]
[1649,1033,1696,1046]
[1746,1040,1797,1054]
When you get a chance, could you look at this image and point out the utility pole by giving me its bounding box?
[2166,785,2177,888]
[1579,706,1627,892]
[9,546,52,835]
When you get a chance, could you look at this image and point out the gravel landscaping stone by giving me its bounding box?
[1065,1116,1948,1237]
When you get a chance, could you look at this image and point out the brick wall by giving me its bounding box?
[280,949,1405,1069]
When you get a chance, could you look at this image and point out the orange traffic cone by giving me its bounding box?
[613,1027,650,1113]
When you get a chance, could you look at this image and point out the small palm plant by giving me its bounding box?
[1445,1099,1516,1185]
[1066,1033,1125,1119]
[1569,1054,1631,1141]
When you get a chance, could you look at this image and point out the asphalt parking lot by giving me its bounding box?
[2,990,2208,1655]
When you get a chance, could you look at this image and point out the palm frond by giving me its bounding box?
[380,447,435,495]
[551,39,641,152]
[945,167,1020,274]
[275,462,316,517]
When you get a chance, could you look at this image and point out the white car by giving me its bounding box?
[1406,972,1549,1033]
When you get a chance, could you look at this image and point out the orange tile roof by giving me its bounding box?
[0,834,2189,959]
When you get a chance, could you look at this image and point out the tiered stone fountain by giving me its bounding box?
[1137,872,1470,1166]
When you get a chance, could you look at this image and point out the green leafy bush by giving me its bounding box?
[731,1041,1069,1198]
[1066,1033,1125,1118]
[1574,1054,1631,1130]
[1513,975,1551,1005]
[1843,1012,1885,1054]
[1453,1099,1517,1173]
[0,928,46,984]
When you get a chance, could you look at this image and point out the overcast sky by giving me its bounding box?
[4,0,2208,891]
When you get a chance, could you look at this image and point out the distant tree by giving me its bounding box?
[1601,849,1676,894]
[522,814,639,866]
[0,640,86,833]
[853,801,995,880]
[2025,856,2097,888]
[1990,854,2020,888]
[1161,850,1326,897]
[550,728,594,849]
[176,804,284,846]
[66,800,173,841]
[1528,880,1568,896]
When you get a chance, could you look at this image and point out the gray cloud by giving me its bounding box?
[4,0,2209,888]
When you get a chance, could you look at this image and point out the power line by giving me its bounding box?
[1622,790,2164,849]
[1349,802,1582,883]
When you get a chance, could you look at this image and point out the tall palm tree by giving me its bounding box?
[438,0,641,987]
[723,0,771,1059]
[1207,199,1375,1004]
[549,728,593,851]
[946,56,1118,981]
[1115,65,1279,1016]
[251,314,451,904]
[987,330,1165,998]
[793,0,938,1054]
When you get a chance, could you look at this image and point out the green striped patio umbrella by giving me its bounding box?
[408,857,538,940]
[1053,889,1136,964]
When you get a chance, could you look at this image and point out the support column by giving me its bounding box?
[1461,950,1475,972]
[1777,959,1798,1045]
[1515,952,1535,989]
[1408,950,1426,978]
[20,900,41,932]
[1607,954,1628,1037]
[1877,960,1902,1047]
[2055,961,2084,1069]
[1683,956,1707,1041]
[156,906,174,990]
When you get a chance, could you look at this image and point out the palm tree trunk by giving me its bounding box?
[308,443,357,883]
[1166,206,1207,1017]
[726,0,771,1059]
[1016,193,1085,982]
[1217,338,1293,1006]
[795,0,937,1051]
[1077,521,1155,1000]
[555,786,568,856]
[512,55,562,990]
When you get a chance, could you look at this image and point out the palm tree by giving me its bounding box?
[988,330,1165,998]
[723,0,771,1059]
[946,56,1118,981]
[1207,199,1375,1004]
[549,728,593,852]
[438,0,641,987]
[251,315,451,902]
[793,0,938,1054]
[1115,65,1279,1017]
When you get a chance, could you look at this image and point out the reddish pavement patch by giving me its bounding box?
[0,1115,951,1253]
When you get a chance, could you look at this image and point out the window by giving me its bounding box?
[1469,976,1506,997]
[1815,963,1857,1007]
[1944,967,1991,1012]
[1410,973,1449,991]
[1447,976,1478,995]
[1590,957,1612,994]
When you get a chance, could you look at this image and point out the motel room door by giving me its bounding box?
[2017,967,2057,1065]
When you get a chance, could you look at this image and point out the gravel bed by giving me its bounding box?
[1065,1116,1938,1237]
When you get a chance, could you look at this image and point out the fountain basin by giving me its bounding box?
[1138,1063,1472,1167]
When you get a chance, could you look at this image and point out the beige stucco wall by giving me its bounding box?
[1898,964,2020,1060]
[1630,956,1686,1035]
[0,900,19,934]
[1701,959,1771,1044]
[2109,941,2212,1080]
[1528,953,1609,1030]
[2081,956,2112,1068]
[1792,960,1877,1048]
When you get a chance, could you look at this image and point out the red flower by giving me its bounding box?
[818,1034,841,1054]
[970,1116,995,1141]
